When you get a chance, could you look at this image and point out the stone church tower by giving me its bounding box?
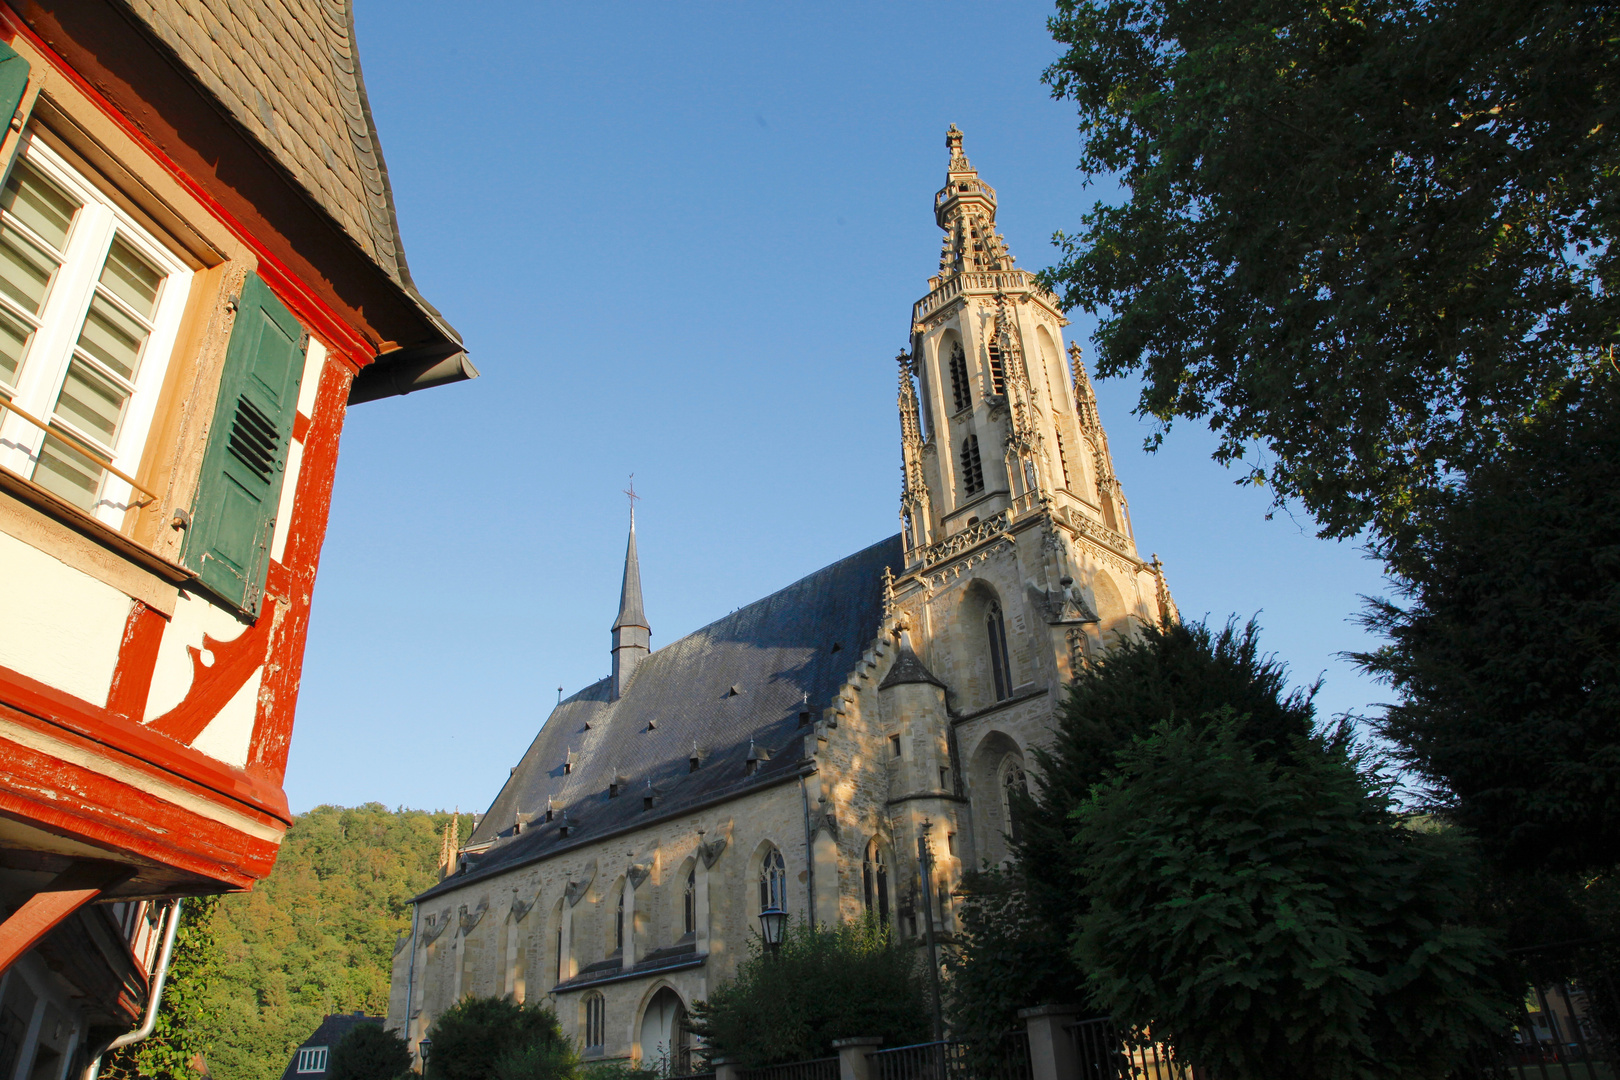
[388,128,1175,1068]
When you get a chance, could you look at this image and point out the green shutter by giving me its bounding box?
[0,42,30,140]
[184,273,305,616]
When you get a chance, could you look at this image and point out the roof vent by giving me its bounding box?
[558,809,572,837]
[643,779,656,811]
[545,798,555,822]
[831,642,843,653]
[727,685,741,698]
[797,693,813,726]
[689,741,703,774]
[609,774,628,798]
[647,718,657,730]
[745,740,771,776]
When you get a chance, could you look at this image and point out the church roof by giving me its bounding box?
[420,534,902,900]
[878,639,945,690]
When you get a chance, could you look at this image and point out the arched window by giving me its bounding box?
[614,887,625,954]
[948,343,971,412]
[1001,760,1029,844]
[683,866,697,937]
[862,842,890,925]
[987,601,1012,700]
[960,435,984,496]
[758,847,787,913]
[584,991,606,1052]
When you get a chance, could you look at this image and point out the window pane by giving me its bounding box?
[0,222,60,316]
[33,433,100,510]
[54,359,127,447]
[0,308,35,389]
[76,292,148,380]
[99,238,162,318]
[1,162,80,252]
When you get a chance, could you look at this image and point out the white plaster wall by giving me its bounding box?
[0,530,130,706]
[188,664,262,767]
[145,589,251,721]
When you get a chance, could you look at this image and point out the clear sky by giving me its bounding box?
[281,0,1393,815]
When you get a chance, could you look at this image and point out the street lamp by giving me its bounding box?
[758,906,788,955]
[417,1039,432,1074]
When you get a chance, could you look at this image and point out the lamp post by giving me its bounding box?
[417,1039,432,1076]
[917,820,945,1043]
[758,906,788,956]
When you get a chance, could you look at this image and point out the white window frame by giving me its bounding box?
[295,1046,328,1074]
[0,133,193,528]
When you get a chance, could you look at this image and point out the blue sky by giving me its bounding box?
[281,1,1392,815]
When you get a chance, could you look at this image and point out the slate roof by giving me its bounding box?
[613,522,646,631]
[279,1013,382,1080]
[119,0,425,297]
[419,535,903,900]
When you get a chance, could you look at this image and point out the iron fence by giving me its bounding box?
[869,1040,971,1080]
[1455,940,1619,1080]
[738,1057,839,1080]
[1066,1016,1196,1080]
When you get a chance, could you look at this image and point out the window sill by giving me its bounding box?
[0,466,193,615]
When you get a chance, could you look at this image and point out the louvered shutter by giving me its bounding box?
[0,42,29,146]
[184,273,305,616]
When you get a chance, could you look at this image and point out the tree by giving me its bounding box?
[328,1023,412,1080]
[1357,375,1620,877]
[689,919,929,1068]
[102,896,221,1080]
[424,997,569,1080]
[1074,714,1507,1080]
[1040,0,1619,543]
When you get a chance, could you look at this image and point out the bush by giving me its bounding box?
[424,997,569,1080]
[690,918,929,1067]
[329,1023,411,1080]
[492,1040,582,1080]
[1074,712,1509,1080]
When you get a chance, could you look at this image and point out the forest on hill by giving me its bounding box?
[139,805,471,1080]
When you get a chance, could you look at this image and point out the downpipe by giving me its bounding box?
[84,897,184,1080]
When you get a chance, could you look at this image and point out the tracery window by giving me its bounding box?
[683,866,697,937]
[948,343,970,412]
[862,842,890,925]
[987,601,1012,700]
[960,435,983,496]
[758,847,787,913]
[584,992,606,1053]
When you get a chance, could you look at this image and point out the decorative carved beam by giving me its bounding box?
[0,860,133,974]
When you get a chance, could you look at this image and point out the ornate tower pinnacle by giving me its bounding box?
[934,126,1014,283]
[611,482,649,701]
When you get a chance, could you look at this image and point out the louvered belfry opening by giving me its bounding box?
[986,342,1006,396]
[949,343,970,412]
[960,434,984,495]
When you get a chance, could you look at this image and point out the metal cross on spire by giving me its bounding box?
[623,474,640,527]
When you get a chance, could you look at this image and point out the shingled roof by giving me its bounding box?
[119,0,428,301]
[419,535,902,901]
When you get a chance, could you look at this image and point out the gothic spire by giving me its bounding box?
[934,126,1015,282]
[611,484,650,700]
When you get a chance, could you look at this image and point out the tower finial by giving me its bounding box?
[624,474,639,528]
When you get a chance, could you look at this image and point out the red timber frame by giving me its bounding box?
[0,6,381,897]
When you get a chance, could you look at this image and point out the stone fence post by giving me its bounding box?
[713,1057,739,1080]
[1019,1005,1081,1080]
[832,1037,883,1080]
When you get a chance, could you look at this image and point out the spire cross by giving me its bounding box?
[623,475,640,526]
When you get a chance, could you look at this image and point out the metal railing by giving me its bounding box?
[738,1057,838,1080]
[1066,1017,1195,1080]
[869,1041,971,1080]
[1455,939,1619,1080]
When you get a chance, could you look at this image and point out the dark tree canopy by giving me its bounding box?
[1357,376,1620,876]
[424,997,568,1080]
[1075,715,1507,1080]
[328,1023,411,1080]
[1041,0,1619,541]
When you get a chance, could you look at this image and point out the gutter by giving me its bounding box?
[349,343,479,405]
[86,898,183,1080]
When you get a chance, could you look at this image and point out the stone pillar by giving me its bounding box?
[1019,1005,1080,1080]
[713,1058,740,1080]
[832,1037,883,1080]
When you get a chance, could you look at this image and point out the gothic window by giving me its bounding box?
[960,435,984,496]
[584,992,606,1053]
[555,927,563,982]
[683,866,697,937]
[614,887,625,954]
[1001,760,1029,844]
[987,601,1012,700]
[862,842,890,925]
[948,343,970,412]
[987,342,1007,396]
[758,847,787,913]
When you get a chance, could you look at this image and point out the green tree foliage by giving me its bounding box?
[187,804,469,1080]
[102,896,221,1080]
[490,1041,584,1080]
[1074,714,1507,1080]
[423,997,569,1080]
[1040,0,1619,542]
[689,919,929,1068]
[328,1023,411,1080]
[1357,376,1620,876]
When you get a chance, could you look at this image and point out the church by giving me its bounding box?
[386,127,1175,1069]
